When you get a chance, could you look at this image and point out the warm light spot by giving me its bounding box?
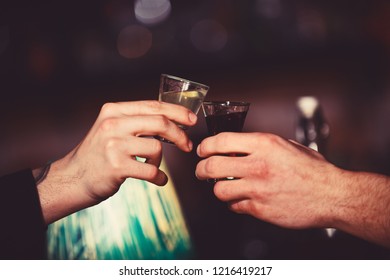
[117,25,153,59]
[296,96,319,118]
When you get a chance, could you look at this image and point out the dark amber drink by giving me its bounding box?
[202,101,250,182]
[205,111,248,135]
[202,101,250,135]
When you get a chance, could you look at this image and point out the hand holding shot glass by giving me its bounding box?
[156,74,209,143]
[202,101,250,182]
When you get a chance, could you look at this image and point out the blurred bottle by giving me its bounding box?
[295,96,335,238]
[295,96,329,154]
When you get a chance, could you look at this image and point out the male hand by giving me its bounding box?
[195,132,339,229]
[37,100,197,224]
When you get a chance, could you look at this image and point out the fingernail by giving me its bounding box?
[196,144,200,155]
[188,141,193,151]
[189,112,197,123]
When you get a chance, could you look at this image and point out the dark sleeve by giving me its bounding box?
[0,169,47,259]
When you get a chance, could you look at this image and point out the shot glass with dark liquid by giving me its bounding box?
[156,74,209,143]
[202,101,250,182]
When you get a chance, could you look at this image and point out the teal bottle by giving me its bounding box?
[46,159,193,259]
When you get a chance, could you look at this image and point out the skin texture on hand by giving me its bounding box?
[34,100,197,225]
[196,132,390,248]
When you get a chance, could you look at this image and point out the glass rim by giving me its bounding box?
[161,74,209,89]
[202,100,250,107]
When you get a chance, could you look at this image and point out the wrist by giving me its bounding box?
[327,168,390,247]
[36,155,97,225]
[318,165,352,229]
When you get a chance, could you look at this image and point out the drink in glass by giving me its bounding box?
[202,101,250,181]
[157,74,209,143]
[202,101,250,135]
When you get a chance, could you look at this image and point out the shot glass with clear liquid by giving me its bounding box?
[202,101,250,182]
[156,74,209,143]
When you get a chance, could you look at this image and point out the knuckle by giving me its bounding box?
[246,201,257,214]
[198,139,211,156]
[99,118,118,132]
[262,133,282,147]
[104,138,119,152]
[100,102,117,117]
[151,139,163,153]
[251,132,265,146]
[146,100,163,113]
[204,157,218,176]
[157,115,171,132]
[236,201,247,212]
[248,132,282,150]
[230,200,246,213]
[215,132,229,148]
[105,151,123,174]
[175,126,187,140]
[247,158,269,179]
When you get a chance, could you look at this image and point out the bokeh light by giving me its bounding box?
[134,0,171,25]
[117,25,153,59]
[2,1,390,261]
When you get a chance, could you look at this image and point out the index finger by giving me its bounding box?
[197,132,262,157]
[102,101,198,128]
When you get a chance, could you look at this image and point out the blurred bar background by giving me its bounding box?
[1,0,389,259]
